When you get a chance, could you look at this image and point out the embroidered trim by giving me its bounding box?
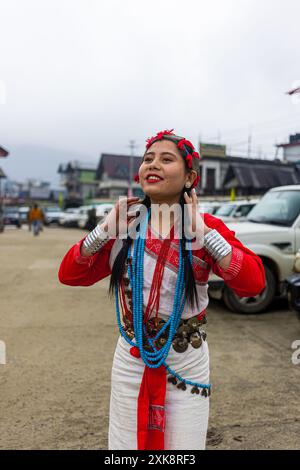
[148,405,166,432]
[145,228,210,283]
[215,246,244,281]
[144,245,208,286]
[148,224,209,267]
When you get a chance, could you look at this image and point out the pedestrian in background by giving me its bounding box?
[28,203,44,236]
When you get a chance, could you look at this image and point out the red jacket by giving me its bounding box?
[58,213,266,298]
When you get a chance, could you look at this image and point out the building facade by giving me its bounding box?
[198,154,300,197]
[276,133,300,164]
[96,153,143,198]
[58,161,98,202]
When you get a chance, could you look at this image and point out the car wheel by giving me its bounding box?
[223,264,276,314]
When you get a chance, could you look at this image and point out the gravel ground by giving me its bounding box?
[0,226,299,450]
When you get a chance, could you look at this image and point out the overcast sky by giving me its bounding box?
[0,0,300,186]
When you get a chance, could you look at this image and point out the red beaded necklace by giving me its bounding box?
[143,222,175,325]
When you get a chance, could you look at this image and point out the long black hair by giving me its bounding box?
[108,134,200,311]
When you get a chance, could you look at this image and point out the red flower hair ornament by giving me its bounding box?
[145,128,175,150]
[185,154,193,169]
[177,138,195,152]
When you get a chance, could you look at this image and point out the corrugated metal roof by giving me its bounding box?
[224,162,300,188]
[97,153,142,180]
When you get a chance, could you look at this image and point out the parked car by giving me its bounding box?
[18,206,30,224]
[77,205,96,229]
[77,204,114,229]
[96,203,114,223]
[198,202,222,215]
[44,206,63,225]
[213,199,259,223]
[208,185,300,314]
[59,208,81,227]
[3,206,22,228]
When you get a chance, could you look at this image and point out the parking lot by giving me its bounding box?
[0,226,299,449]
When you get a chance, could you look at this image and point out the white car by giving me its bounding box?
[198,201,222,215]
[18,206,30,224]
[44,206,63,225]
[96,203,114,222]
[59,208,81,227]
[77,205,95,229]
[208,186,300,313]
[213,199,259,223]
[76,204,114,229]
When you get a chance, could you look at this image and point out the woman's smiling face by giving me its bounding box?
[139,139,193,204]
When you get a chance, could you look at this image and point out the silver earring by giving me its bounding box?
[185,182,192,189]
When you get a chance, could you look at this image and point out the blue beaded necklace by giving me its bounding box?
[115,206,211,392]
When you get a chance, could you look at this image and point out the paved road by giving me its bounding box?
[0,227,299,449]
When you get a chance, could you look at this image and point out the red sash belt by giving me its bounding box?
[130,309,206,450]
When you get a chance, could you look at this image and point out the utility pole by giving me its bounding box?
[274,141,279,161]
[247,132,252,159]
[257,146,262,159]
[127,140,138,197]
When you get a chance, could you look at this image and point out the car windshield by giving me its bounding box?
[198,205,217,215]
[247,190,300,226]
[214,204,236,216]
[235,204,255,217]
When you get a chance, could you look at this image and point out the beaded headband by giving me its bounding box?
[134,128,201,189]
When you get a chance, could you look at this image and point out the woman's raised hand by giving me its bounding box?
[183,189,210,245]
[99,196,143,237]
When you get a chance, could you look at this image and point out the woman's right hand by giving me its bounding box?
[99,196,143,237]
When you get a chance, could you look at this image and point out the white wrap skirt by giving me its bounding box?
[108,333,210,450]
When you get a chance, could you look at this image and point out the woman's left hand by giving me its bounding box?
[183,189,211,241]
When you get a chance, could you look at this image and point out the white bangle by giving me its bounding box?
[204,229,232,261]
[83,225,110,255]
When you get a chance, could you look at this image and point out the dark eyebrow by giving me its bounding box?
[144,151,177,158]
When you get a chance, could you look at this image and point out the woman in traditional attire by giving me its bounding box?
[58,129,266,450]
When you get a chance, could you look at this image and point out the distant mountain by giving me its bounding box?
[1,144,97,187]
